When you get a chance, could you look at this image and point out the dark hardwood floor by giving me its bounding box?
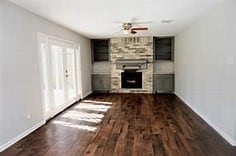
[1,93,236,156]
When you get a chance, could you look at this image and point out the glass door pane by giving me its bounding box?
[40,43,50,113]
[65,48,77,100]
[51,45,65,107]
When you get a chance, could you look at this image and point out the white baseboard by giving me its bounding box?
[0,120,46,152]
[82,90,93,99]
[175,92,236,146]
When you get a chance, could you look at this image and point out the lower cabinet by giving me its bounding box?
[154,74,174,93]
[92,74,110,92]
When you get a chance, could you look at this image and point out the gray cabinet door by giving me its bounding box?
[91,39,109,62]
[92,74,110,92]
[154,74,174,93]
[154,37,174,61]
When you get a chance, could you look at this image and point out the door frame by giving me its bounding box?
[37,32,82,121]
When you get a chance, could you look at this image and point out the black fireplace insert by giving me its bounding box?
[121,71,142,89]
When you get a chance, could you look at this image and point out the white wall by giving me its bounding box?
[0,0,91,150]
[79,40,92,97]
[175,0,236,145]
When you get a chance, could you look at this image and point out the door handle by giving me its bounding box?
[65,69,69,78]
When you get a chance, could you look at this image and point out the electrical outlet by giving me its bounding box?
[27,113,31,119]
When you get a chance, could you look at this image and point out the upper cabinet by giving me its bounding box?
[154,37,174,61]
[91,39,109,62]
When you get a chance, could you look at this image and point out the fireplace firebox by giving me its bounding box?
[121,71,142,89]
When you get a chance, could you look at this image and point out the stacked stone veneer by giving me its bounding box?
[110,37,153,93]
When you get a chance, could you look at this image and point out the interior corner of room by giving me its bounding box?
[0,0,236,154]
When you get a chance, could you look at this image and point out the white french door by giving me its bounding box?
[38,34,81,120]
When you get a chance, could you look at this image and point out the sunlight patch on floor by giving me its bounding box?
[52,100,112,132]
[62,110,104,123]
[53,120,97,131]
[74,102,111,112]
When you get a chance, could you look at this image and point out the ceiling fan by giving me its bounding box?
[121,22,148,34]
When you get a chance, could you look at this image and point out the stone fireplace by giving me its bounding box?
[110,37,153,93]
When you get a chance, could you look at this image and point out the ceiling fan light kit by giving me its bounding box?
[122,23,132,30]
[121,21,149,35]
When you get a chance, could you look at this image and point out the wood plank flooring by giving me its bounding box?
[1,93,236,156]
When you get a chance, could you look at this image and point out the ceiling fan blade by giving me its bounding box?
[130,30,137,34]
[131,27,148,31]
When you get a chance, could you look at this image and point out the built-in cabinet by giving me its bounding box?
[154,37,174,61]
[153,36,175,93]
[91,39,109,62]
[154,74,174,93]
[92,74,110,92]
[91,39,110,92]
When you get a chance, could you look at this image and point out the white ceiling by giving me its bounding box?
[9,0,223,39]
